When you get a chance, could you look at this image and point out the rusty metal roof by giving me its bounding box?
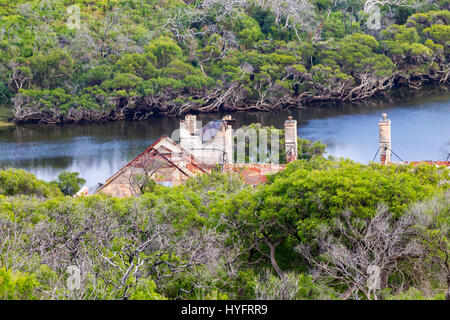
[97,135,211,193]
[223,163,286,186]
[402,161,450,167]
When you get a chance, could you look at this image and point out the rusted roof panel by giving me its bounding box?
[402,161,450,167]
[223,163,286,186]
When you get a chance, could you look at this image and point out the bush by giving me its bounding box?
[0,169,62,198]
[0,268,38,300]
[254,270,336,300]
[385,287,446,300]
[55,171,86,196]
[267,158,448,223]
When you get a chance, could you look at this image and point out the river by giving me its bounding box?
[1,91,449,191]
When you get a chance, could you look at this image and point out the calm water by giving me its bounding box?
[0,92,449,191]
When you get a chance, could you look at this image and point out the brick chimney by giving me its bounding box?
[379,113,391,164]
[284,116,298,163]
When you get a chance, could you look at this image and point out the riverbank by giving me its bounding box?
[7,82,449,126]
[6,6,450,124]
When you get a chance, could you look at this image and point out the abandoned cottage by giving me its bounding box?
[96,115,295,198]
[94,113,449,198]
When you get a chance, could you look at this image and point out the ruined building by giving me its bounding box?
[179,114,234,165]
[97,115,295,198]
[97,135,210,198]
[97,113,450,197]
[284,116,299,163]
[95,113,448,198]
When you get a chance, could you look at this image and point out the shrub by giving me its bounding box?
[0,268,38,300]
[55,171,86,196]
[0,169,61,198]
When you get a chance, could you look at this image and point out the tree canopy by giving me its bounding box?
[0,1,448,123]
[1,152,448,300]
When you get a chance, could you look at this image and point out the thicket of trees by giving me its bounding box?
[1,154,449,300]
[0,168,86,197]
[0,0,449,123]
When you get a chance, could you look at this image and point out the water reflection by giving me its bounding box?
[0,91,449,191]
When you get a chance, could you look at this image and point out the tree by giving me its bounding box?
[252,0,317,40]
[29,49,74,89]
[363,0,419,14]
[296,206,421,300]
[0,268,38,300]
[55,171,86,196]
[8,61,32,92]
[221,158,447,280]
[254,269,335,299]
[145,37,182,68]
[411,193,450,300]
[2,1,449,123]
[0,168,61,198]
[127,158,166,196]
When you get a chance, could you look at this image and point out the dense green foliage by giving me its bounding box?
[0,1,449,299]
[0,268,38,300]
[0,1,448,123]
[55,170,86,196]
[0,168,62,197]
[0,155,448,300]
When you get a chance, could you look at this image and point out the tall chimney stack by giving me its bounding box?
[184,114,197,135]
[222,115,233,164]
[284,116,298,163]
[379,113,391,164]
